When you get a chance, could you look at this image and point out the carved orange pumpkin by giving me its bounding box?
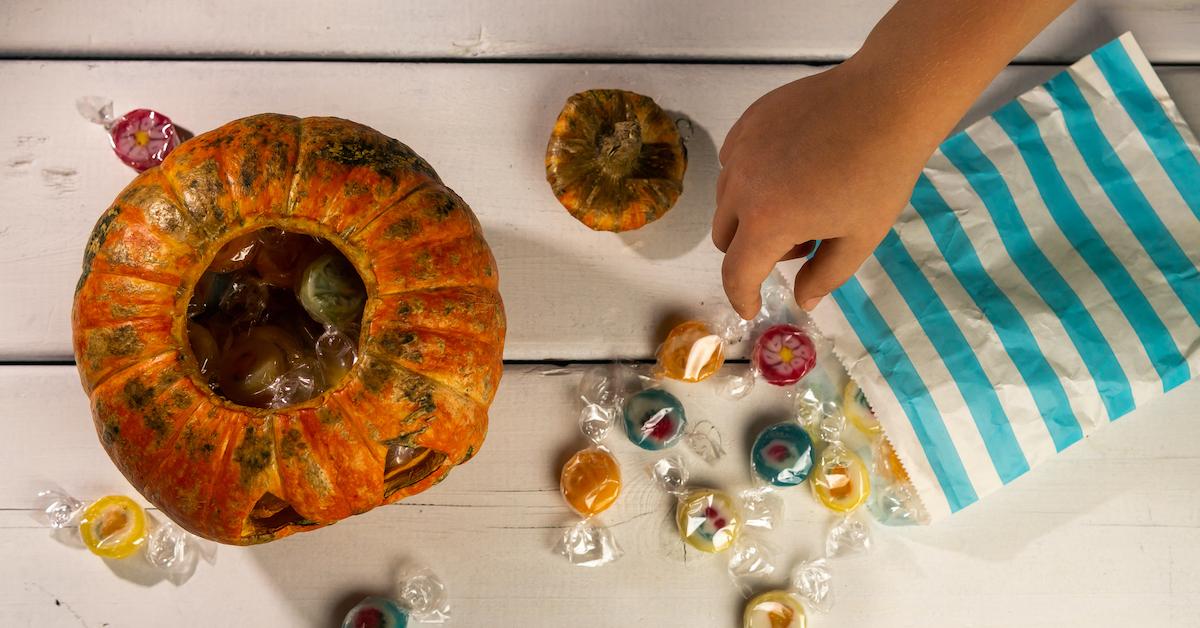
[545,89,687,232]
[72,114,506,545]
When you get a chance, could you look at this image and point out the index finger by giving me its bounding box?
[721,225,791,319]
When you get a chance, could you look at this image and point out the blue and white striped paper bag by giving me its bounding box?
[811,34,1200,522]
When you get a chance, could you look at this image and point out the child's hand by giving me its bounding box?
[712,0,1076,319]
[714,60,934,319]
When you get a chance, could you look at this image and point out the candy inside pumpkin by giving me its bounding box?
[186,227,364,410]
[73,114,505,545]
[545,89,687,232]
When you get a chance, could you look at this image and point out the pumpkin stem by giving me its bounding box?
[596,118,642,177]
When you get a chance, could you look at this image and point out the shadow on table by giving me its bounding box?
[616,110,719,262]
[884,414,1158,565]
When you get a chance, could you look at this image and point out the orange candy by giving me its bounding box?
[811,445,871,513]
[560,448,622,517]
[656,321,725,382]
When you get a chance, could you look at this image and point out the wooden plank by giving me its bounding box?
[1,364,1198,627]
[4,61,1200,361]
[2,1,1199,64]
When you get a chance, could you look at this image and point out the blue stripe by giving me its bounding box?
[992,101,1190,401]
[1093,39,1200,220]
[909,174,1085,449]
[1045,72,1200,371]
[832,278,978,512]
[938,135,1139,417]
[873,231,1030,481]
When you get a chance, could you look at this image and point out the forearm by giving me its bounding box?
[844,0,1075,153]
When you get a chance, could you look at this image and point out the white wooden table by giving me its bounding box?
[2,2,1198,626]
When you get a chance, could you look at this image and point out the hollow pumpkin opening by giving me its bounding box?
[186,227,366,409]
[382,444,446,498]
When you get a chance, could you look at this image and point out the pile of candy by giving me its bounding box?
[551,282,928,626]
[187,228,365,409]
[34,490,209,582]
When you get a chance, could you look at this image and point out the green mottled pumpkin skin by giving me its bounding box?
[72,114,506,545]
[545,89,687,232]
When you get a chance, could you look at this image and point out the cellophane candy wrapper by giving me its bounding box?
[596,361,726,463]
[709,277,819,402]
[76,97,181,171]
[342,565,451,627]
[806,34,1200,522]
[649,456,779,591]
[34,489,213,584]
[742,558,836,627]
[553,366,628,567]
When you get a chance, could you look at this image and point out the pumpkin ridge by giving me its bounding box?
[84,261,183,289]
[375,278,501,299]
[373,321,498,349]
[84,347,176,398]
[338,179,438,241]
[367,352,485,411]
[156,153,223,245]
[326,393,386,467]
[203,415,250,536]
[362,224,477,274]
[293,410,357,519]
[141,399,215,490]
[367,326,499,404]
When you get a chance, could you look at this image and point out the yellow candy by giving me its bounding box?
[743,591,807,628]
[560,448,622,517]
[78,495,147,559]
[676,488,742,553]
[843,380,881,434]
[811,445,871,513]
[656,321,725,383]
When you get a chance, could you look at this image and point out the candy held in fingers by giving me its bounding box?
[78,495,147,559]
[743,591,807,628]
[751,422,815,487]
[656,320,726,382]
[843,380,880,434]
[108,109,180,171]
[623,389,687,450]
[676,488,743,553]
[342,596,409,628]
[811,445,871,513]
[752,324,816,386]
[560,448,622,517]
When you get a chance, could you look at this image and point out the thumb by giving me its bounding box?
[792,235,878,311]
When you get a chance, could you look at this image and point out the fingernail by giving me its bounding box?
[801,296,822,311]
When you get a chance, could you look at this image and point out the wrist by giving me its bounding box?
[829,54,950,157]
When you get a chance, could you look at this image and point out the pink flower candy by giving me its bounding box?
[752,323,816,386]
[109,109,180,171]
